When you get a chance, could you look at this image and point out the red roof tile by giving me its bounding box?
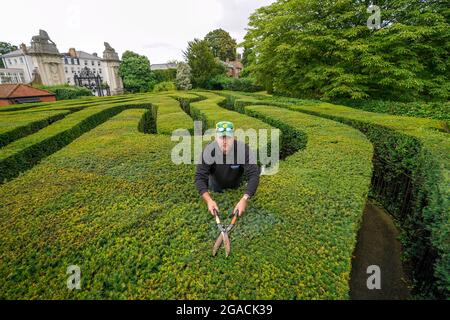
[0,84,55,98]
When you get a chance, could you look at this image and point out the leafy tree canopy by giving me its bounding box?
[119,51,156,93]
[184,39,226,88]
[243,0,450,101]
[204,29,237,61]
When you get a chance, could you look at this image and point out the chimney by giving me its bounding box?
[93,53,98,57]
[68,48,77,58]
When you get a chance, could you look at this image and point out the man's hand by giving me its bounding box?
[202,192,219,216]
[207,199,219,216]
[234,196,249,217]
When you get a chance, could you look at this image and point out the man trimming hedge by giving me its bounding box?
[195,121,261,216]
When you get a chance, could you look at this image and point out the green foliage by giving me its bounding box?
[0,90,446,299]
[153,81,176,93]
[0,110,70,148]
[35,84,93,100]
[153,68,177,83]
[334,99,450,121]
[243,0,450,101]
[207,75,263,92]
[0,42,18,68]
[204,29,237,61]
[184,39,226,88]
[119,51,157,93]
[223,91,449,299]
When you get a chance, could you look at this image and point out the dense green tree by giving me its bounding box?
[184,39,225,88]
[119,51,156,93]
[0,42,18,68]
[204,29,237,61]
[243,0,450,101]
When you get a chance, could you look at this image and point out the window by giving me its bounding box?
[99,69,102,74]
[71,58,75,65]
[65,58,68,64]
[98,61,101,66]
[8,59,11,65]
[84,60,88,66]
[91,61,95,66]
[71,67,75,74]
[20,57,24,64]
[14,59,17,64]
[77,59,80,65]
[65,67,68,73]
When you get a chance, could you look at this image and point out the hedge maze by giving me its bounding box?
[0,91,447,299]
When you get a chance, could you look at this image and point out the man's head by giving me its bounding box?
[215,121,235,154]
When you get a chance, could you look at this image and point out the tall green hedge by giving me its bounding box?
[223,92,449,299]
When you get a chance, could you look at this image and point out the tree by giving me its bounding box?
[204,29,237,61]
[183,39,225,88]
[243,0,450,101]
[119,51,156,93]
[176,62,192,90]
[0,42,18,68]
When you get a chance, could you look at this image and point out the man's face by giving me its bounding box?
[216,135,234,154]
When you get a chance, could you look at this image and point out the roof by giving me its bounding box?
[151,63,177,71]
[0,84,55,98]
[77,51,102,60]
[0,48,27,58]
[62,51,102,60]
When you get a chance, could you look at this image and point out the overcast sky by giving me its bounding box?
[3,0,275,64]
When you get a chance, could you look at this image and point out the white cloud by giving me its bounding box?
[2,0,275,63]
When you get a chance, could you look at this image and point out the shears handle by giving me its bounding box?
[230,210,239,225]
[213,208,221,225]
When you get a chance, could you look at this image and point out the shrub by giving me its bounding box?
[333,99,450,122]
[224,92,449,299]
[35,85,93,100]
[208,75,263,92]
[153,81,176,93]
[0,91,373,299]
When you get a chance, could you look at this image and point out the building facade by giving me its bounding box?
[0,69,26,84]
[0,30,124,96]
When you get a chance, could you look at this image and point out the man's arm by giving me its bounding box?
[195,154,219,216]
[243,145,261,197]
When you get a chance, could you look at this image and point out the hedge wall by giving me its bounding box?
[0,91,373,299]
[223,92,450,299]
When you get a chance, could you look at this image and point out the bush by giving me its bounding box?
[35,85,93,100]
[224,92,449,299]
[153,81,176,93]
[333,99,450,122]
[207,75,263,92]
[153,69,177,83]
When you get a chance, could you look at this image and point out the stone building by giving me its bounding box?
[0,30,124,96]
[0,68,26,84]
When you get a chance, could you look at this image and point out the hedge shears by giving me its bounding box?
[212,209,239,257]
